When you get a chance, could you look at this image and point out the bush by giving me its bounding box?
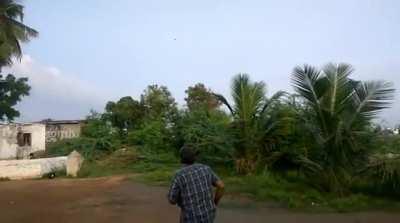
[78,147,139,177]
[81,111,117,138]
[177,109,235,166]
[127,119,174,151]
[46,137,119,160]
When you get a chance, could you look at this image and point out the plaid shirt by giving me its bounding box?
[168,163,220,223]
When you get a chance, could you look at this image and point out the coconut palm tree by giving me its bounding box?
[0,0,38,68]
[292,63,395,193]
[214,73,286,173]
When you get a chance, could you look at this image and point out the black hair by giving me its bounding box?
[180,144,198,165]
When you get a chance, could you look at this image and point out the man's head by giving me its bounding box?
[180,145,198,165]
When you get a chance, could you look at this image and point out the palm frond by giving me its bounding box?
[291,64,322,106]
[8,18,39,39]
[292,64,329,133]
[261,90,287,114]
[231,73,266,121]
[322,63,353,115]
[0,0,38,67]
[350,81,395,124]
[213,93,234,115]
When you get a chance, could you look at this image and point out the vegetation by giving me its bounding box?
[214,74,286,173]
[185,83,221,112]
[291,63,395,194]
[3,0,399,213]
[0,73,30,121]
[0,0,38,68]
[104,96,144,134]
[0,0,36,121]
[46,63,400,212]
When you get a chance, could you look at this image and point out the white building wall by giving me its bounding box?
[0,125,18,159]
[22,124,46,154]
[0,123,46,160]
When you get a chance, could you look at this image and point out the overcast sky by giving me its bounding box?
[4,0,400,126]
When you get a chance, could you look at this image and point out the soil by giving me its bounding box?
[0,176,399,223]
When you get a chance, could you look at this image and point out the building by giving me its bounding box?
[0,123,46,159]
[39,119,83,143]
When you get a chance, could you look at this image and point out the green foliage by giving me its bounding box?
[140,84,178,121]
[77,147,179,185]
[123,85,180,151]
[177,109,235,166]
[359,153,400,197]
[214,73,287,173]
[46,138,100,159]
[46,136,120,160]
[374,134,400,153]
[81,110,116,138]
[224,171,400,212]
[127,119,174,151]
[0,74,30,121]
[104,96,144,134]
[258,97,312,171]
[0,1,35,120]
[70,66,399,209]
[130,149,180,185]
[185,83,221,111]
[74,143,400,211]
[0,0,38,68]
[78,148,139,177]
[291,63,395,193]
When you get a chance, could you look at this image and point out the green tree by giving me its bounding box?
[127,118,174,151]
[140,84,178,122]
[82,110,116,138]
[185,83,221,112]
[0,74,30,121]
[291,63,395,193]
[214,74,285,173]
[104,96,144,134]
[0,0,38,68]
[177,109,234,165]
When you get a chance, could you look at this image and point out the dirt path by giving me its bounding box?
[0,176,399,223]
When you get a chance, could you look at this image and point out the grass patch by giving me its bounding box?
[78,147,140,177]
[223,172,400,212]
[69,145,400,212]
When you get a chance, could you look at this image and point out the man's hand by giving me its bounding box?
[214,180,225,206]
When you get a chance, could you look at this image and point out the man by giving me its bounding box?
[168,145,225,223]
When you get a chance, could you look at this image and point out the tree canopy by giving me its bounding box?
[0,74,30,121]
[0,0,38,68]
[104,96,144,133]
[185,83,221,112]
[140,84,178,121]
[292,63,395,193]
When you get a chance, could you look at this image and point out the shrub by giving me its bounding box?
[81,111,117,138]
[177,109,235,166]
[127,119,174,151]
[46,137,119,160]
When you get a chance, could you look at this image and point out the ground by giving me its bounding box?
[1,176,400,223]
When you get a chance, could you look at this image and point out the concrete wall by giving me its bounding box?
[0,156,67,180]
[0,123,46,159]
[0,125,18,159]
[46,123,81,143]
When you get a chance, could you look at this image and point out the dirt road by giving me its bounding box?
[0,176,399,223]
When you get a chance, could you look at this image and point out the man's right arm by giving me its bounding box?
[213,180,225,206]
[210,167,225,206]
